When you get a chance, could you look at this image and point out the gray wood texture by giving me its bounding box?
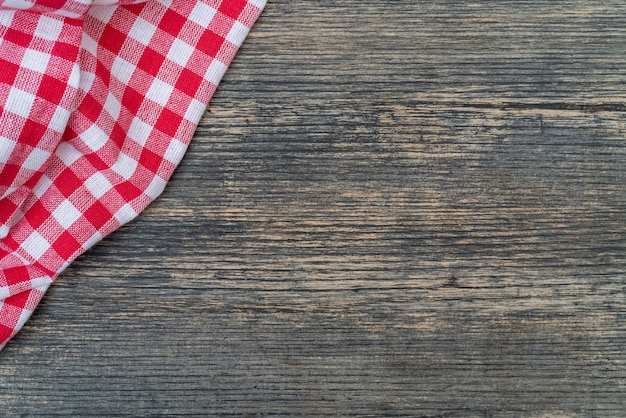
[1,1,626,416]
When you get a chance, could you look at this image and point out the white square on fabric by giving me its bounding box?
[21,231,50,260]
[183,98,206,124]
[88,2,116,25]
[0,10,15,28]
[144,175,166,199]
[80,32,98,57]
[77,66,96,93]
[204,59,228,86]
[111,56,134,84]
[14,307,35,332]
[55,142,82,167]
[52,199,82,229]
[111,152,138,180]
[32,174,53,198]
[5,87,36,118]
[0,136,17,164]
[0,225,8,241]
[49,104,72,133]
[113,203,138,225]
[84,172,113,199]
[226,21,249,47]
[129,17,158,45]
[21,147,51,170]
[163,138,187,164]
[54,9,86,19]
[67,61,81,87]
[166,38,195,67]
[21,49,51,73]
[79,124,107,152]
[247,0,267,8]
[82,230,104,250]
[128,116,152,146]
[5,0,33,5]
[188,2,217,28]
[146,78,174,106]
[103,92,122,121]
[34,15,65,41]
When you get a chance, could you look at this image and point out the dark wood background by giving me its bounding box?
[2,1,625,416]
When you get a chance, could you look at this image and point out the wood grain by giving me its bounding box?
[1,1,625,416]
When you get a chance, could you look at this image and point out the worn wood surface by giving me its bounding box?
[1,1,625,416]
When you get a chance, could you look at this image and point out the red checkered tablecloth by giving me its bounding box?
[0,0,265,349]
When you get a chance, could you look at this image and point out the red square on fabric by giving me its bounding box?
[0,59,19,85]
[115,181,142,202]
[5,287,30,308]
[83,200,111,230]
[24,200,52,230]
[122,87,144,114]
[84,152,109,172]
[52,231,81,260]
[94,61,113,92]
[51,41,80,62]
[3,28,31,48]
[0,324,13,342]
[123,1,146,16]
[3,266,30,287]
[37,74,67,106]
[0,164,19,187]
[160,9,187,37]
[110,123,127,149]
[36,0,66,9]
[138,48,166,77]
[218,0,247,19]
[175,67,203,97]
[80,94,104,123]
[196,31,224,58]
[100,25,127,54]
[155,107,182,137]
[55,168,82,197]
[23,170,44,190]
[20,120,48,147]
[0,199,18,224]
[139,147,162,174]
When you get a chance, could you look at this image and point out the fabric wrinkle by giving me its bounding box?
[0,0,266,349]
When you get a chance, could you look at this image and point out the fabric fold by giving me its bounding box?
[0,0,266,349]
[0,1,148,18]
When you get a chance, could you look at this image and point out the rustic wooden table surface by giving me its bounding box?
[1,1,625,416]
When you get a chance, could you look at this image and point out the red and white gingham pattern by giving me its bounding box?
[0,0,147,18]
[0,0,265,349]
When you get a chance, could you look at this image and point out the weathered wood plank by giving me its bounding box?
[1,1,625,416]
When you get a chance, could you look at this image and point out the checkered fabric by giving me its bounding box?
[0,0,266,349]
[0,0,148,18]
